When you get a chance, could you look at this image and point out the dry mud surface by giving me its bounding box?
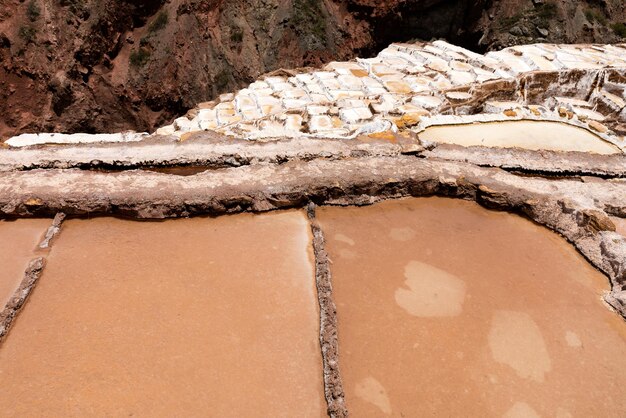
[0,212,325,417]
[319,198,626,417]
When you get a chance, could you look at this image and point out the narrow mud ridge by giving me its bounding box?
[0,135,406,173]
[2,136,624,181]
[307,203,348,418]
[39,213,66,249]
[424,145,626,179]
[0,213,66,344]
[0,258,45,343]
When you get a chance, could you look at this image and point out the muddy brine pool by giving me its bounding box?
[0,219,49,308]
[419,120,621,154]
[0,212,325,417]
[319,197,626,417]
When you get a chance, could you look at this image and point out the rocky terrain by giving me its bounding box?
[1,35,626,415]
[0,0,625,138]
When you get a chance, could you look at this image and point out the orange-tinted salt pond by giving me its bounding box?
[0,219,49,308]
[319,198,626,417]
[0,212,325,417]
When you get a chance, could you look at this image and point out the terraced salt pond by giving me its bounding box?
[0,219,49,308]
[319,198,626,417]
[0,212,325,417]
[419,120,621,154]
[1,199,625,416]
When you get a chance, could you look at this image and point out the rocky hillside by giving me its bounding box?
[0,0,624,138]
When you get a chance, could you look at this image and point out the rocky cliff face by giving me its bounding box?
[0,0,624,138]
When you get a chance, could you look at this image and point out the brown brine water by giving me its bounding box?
[0,212,325,417]
[319,197,626,417]
[0,219,49,308]
[612,216,626,238]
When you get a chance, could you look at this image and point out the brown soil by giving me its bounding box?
[0,218,48,307]
[0,212,326,416]
[318,197,626,417]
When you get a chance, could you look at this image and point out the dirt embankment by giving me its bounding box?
[0,0,624,138]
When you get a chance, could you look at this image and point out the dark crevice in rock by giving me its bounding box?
[491,168,616,180]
